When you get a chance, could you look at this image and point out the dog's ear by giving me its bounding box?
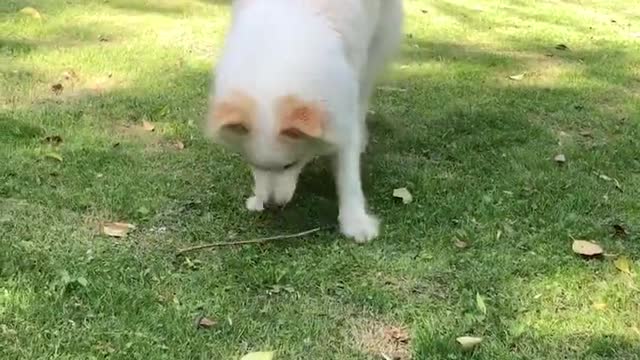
[208,92,255,136]
[276,95,327,139]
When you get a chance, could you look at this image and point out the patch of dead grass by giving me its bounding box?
[350,318,411,360]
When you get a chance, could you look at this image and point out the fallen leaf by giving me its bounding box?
[614,256,632,275]
[508,73,525,81]
[454,239,468,249]
[476,293,487,315]
[19,7,41,19]
[44,152,63,162]
[142,120,155,132]
[393,187,413,204]
[75,276,89,287]
[240,352,275,360]
[101,222,135,238]
[195,315,217,329]
[572,240,604,256]
[98,35,109,42]
[579,130,593,138]
[456,336,483,350]
[174,141,185,150]
[555,44,569,51]
[553,154,566,164]
[613,224,628,238]
[51,83,64,94]
[598,174,623,192]
[592,302,607,310]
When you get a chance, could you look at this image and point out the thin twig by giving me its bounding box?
[176,227,325,256]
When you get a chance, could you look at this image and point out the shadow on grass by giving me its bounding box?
[104,0,230,15]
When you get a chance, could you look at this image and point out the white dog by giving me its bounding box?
[206,0,404,242]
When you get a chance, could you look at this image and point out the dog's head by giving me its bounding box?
[206,91,331,172]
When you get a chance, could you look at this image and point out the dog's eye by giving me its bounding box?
[283,162,297,170]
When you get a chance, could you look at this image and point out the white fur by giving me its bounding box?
[210,0,404,242]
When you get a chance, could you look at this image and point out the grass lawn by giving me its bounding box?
[2,0,640,358]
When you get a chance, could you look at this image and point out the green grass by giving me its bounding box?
[1,0,640,358]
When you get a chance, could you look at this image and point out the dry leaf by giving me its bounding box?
[572,240,604,256]
[195,315,217,329]
[508,73,525,81]
[393,187,413,204]
[454,239,468,249]
[101,222,135,238]
[456,336,482,350]
[240,352,275,360]
[614,256,632,275]
[598,174,623,192]
[592,302,607,310]
[554,154,566,164]
[174,141,185,150]
[142,120,155,132]
[476,293,487,315]
[44,152,63,162]
[19,7,42,19]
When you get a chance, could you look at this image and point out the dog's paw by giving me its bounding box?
[245,196,265,212]
[272,173,298,206]
[339,212,379,243]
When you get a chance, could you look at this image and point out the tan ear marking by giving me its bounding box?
[277,95,326,139]
[210,91,255,134]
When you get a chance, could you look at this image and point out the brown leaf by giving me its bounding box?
[613,224,628,238]
[19,7,41,19]
[614,256,632,275]
[572,240,604,256]
[101,222,135,238]
[195,315,217,329]
[456,336,483,350]
[142,120,155,132]
[44,152,63,162]
[51,83,64,95]
[174,141,185,150]
[553,154,566,164]
[454,239,468,249]
[392,188,413,204]
[579,130,593,138]
[598,174,623,192]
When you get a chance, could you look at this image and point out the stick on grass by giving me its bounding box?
[176,227,325,256]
